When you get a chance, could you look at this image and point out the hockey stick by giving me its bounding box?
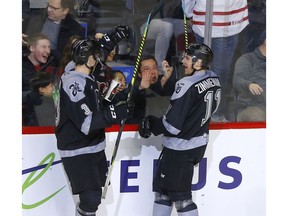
[182,1,189,49]
[101,6,157,199]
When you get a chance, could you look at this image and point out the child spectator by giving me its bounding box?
[23,71,54,126]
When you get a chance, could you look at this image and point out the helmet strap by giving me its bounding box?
[85,63,94,71]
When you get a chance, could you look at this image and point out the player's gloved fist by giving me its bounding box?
[104,101,135,124]
[114,25,129,39]
[99,25,129,55]
[138,115,157,138]
[116,100,135,120]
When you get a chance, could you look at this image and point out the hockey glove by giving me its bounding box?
[114,25,129,39]
[98,25,129,55]
[125,100,135,119]
[104,101,135,124]
[138,115,158,138]
[139,115,168,138]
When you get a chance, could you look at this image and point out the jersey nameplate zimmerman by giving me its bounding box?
[176,77,220,94]
[194,78,221,94]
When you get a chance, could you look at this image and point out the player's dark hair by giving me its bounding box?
[185,43,213,69]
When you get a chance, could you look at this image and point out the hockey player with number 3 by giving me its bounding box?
[55,38,134,216]
[139,43,221,216]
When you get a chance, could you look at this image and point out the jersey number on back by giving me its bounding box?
[201,89,221,126]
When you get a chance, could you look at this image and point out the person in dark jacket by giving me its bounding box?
[113,55,176,124]
[22,0,85,65]
[22,33,56,126]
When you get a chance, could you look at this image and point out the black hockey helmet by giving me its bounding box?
[185,43,213,68]
[71,38,104,65]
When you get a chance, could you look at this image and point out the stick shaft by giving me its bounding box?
[183,3,188,49]
[128,13,152,101]
[101,121,125,198]
[101,11,153,199]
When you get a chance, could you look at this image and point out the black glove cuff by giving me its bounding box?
[150,117,166,136]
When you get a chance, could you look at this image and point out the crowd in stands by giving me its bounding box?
[22,0,266,126]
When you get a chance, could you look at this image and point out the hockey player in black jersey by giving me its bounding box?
[139,43,221,216]
[55,38,134,216]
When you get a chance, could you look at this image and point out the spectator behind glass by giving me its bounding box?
[233,30,266,122]
[22,0,85,66]
[102,70,128,106]
[137,0,193,75]
[123,55,175,124]
[183,0,249,122]
[240,0,266,53]
[23,71,54,126]
[22,33,52,94]
[111,70,127,91]
[22,33,56,126]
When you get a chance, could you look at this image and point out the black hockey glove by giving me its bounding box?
[114,25,129,39]
[104,101,135,124]
[138,115,158,138]
[98,25,129,56]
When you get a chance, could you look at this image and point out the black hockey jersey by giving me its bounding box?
[161,70,221,150]
[55,70,111,158]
